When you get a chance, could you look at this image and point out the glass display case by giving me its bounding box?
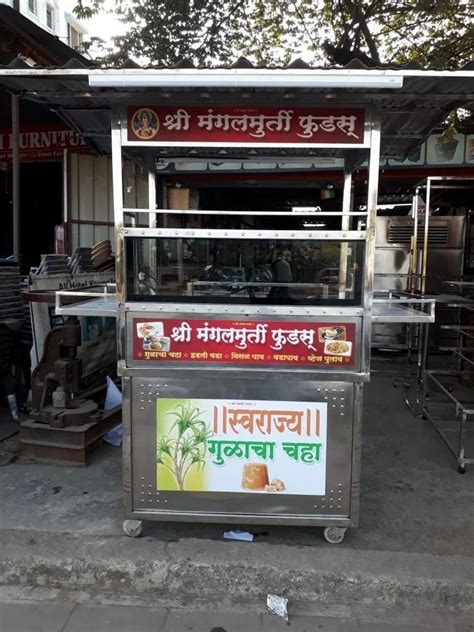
[125,236,364,305]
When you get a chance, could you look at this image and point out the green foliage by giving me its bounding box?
[156,402,211,490]
[73,0,105,20]
[76,0,474,70]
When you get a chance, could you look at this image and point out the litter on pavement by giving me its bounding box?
[267,594,289,622]
[223,530,254,542]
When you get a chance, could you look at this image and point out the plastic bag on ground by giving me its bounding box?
[103,376,123,446]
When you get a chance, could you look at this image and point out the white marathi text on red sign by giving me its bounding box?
[127,106,366,145]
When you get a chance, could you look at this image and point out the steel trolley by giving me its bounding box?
[48,68,473,544]
[103,97,383,546]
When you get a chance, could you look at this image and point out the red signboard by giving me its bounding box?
[133,318,357,367]
[127,106,366,145]
[0,124,89,163]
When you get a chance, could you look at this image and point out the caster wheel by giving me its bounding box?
[458,465,466,475]
[123,519,143,537]
[323,526,347,545]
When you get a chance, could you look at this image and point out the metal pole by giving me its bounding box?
[110,105,126,434]
[362,106,382,375]
[338,166,352,299]
[62,149,68,223]
[410,190,419,293]
[11,94,20,263]
[148,165,157,287]
[62,148,68,252]
[421,178,431,295]
[111,105,124,303]
[161,181,168,228]
[148,165,156,229]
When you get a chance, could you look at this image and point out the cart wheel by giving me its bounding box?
[323,526,346,545]
[458,465,466,475]
[123,519,144,538]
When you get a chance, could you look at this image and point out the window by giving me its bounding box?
[46,4,55,30]
[28,0,37,14]
[68,24,83,49]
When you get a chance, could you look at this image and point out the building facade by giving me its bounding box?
[0,0,86,50]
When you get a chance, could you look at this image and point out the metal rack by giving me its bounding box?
[420,273,474,472]
[422,370,474,474]
[371,178,472,420]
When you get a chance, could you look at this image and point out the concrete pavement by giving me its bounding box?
[0,367,473,615]
[0,598,472,632]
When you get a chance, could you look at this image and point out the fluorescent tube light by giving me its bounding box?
[292,206,322,213]
[89,70,403,90]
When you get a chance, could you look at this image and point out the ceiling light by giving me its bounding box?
[89,70,404,90]
[292,206,322,213]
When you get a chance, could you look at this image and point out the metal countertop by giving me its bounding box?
[56,295,118,317]
[56,296,434,324]
[372,302,433,324]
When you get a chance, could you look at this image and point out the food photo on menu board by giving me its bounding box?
[136,321,170,352]
[133,319,356,367]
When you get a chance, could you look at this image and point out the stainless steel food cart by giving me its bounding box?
[108,94,383,545]
[43,66,472,544]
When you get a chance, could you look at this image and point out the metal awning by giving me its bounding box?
[0,63,473,159]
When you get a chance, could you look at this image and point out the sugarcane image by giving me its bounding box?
[156,401,212,490]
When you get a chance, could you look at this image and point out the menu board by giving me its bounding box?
[133,318,356,367]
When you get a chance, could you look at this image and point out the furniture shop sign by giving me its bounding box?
[156,398,327,495]
[133,318,357,367]
[0,124,88,163]
[127,106,366,145]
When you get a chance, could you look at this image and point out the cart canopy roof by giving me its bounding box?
[0,59,473,160]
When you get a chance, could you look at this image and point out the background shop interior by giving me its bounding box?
[124,163,474,302]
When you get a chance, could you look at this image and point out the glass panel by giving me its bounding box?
[126,237,364,306]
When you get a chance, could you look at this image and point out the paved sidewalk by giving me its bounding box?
[0,600,472,632]
[0,371,473,612]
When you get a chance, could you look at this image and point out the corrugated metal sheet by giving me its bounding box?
[1,54,472,71]
[0,61,472,159]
